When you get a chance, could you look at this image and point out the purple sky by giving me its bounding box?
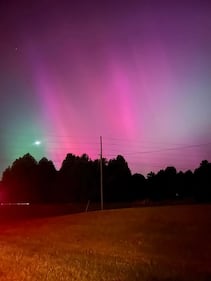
[0,0,211,177]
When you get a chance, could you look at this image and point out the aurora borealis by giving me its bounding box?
[0,0,211,177]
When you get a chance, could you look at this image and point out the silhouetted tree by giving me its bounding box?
[147,171,159,200]
[2,150,211,205]
[2,153,38,202]
[177,170,194,199]
[163,166,178,199]
[131,173,147,201]
[73,154,94,202]
[1,166,12,202]
[37,157,57,202]
[57,153,101,203]
[147,167,178,201]
[57,153,78,202]
[194,160,211,202]
[91,157,108,202]
[105,155,131,202]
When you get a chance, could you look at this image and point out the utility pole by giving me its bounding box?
[100,136,104,210]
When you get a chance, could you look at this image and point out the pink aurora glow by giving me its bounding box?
[0,1,211,176]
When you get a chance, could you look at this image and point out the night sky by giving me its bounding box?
[0,0,211,177]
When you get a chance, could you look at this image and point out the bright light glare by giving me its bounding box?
[0,202,30,206]
[34,140,41,145]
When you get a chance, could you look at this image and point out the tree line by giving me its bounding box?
[0,153,211,203]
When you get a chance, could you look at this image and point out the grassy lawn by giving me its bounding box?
[0,204,210,280]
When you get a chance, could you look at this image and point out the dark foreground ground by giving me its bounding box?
[0,204,210,280]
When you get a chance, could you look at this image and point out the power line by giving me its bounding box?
[100,136,103,211]
[123,142,211,155]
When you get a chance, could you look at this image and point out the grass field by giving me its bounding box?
[0,204,210,281]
